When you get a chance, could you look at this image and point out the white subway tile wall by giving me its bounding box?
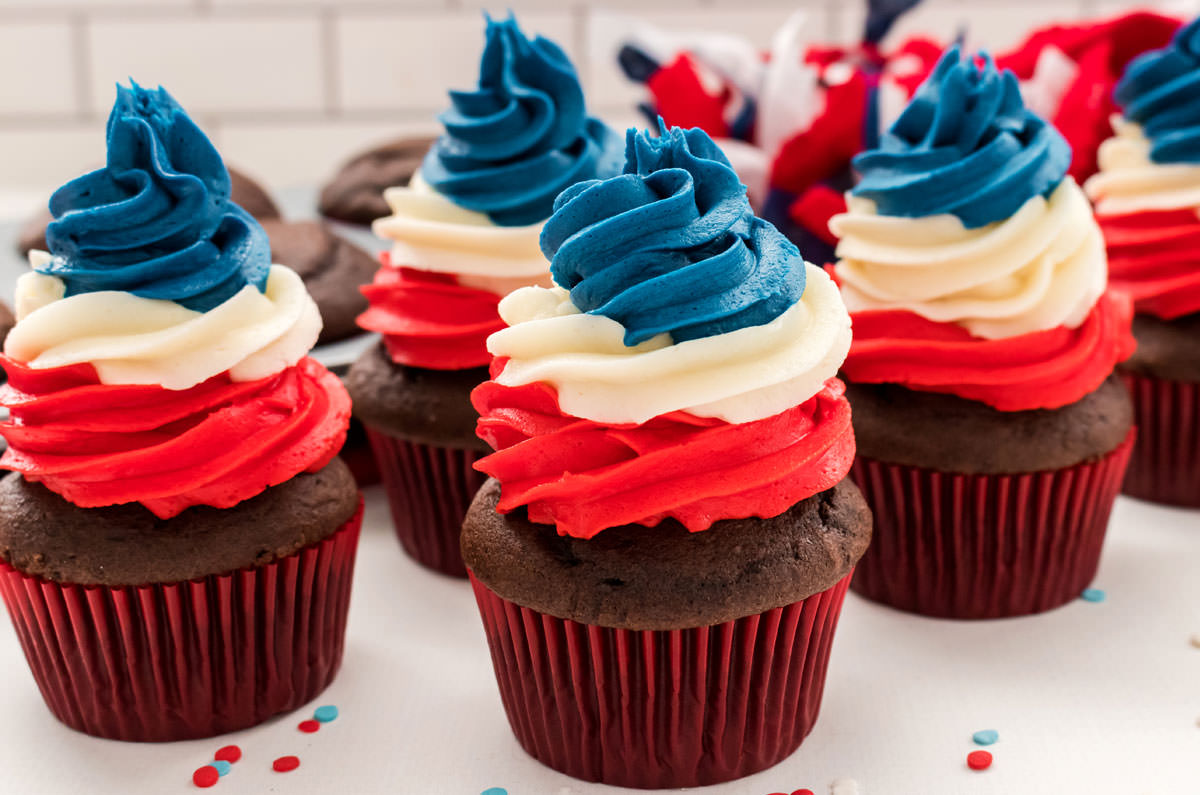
[0,0,1182,195]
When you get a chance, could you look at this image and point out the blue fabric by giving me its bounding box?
[43,82,269,311]
[851,46,1071,228]
[421,14,623,226]
[1115,16,1200,164]
[541,122,806,347]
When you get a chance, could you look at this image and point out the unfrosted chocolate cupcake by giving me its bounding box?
[318,135,436,226]
[260,219,375,344]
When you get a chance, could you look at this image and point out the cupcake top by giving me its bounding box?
[472,123,855,539]
[1083,16,1200,321]
[360,14,623,371]
[831,47,1133,412]
[0,83,350,518]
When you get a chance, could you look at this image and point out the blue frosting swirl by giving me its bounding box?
[540,122,806,347]
[851,46,1071,228]
[1114,17,1200,164]
[42,82,269,312]
[421,14,623,227]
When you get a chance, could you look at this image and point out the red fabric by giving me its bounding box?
[357,254,504,370]
[646,53,731,138]
[788,184,845,246]
[471,377,855,539]
[771,73,870,194]
[0,356,350,518]
[1098,208,1200,320]
[996,12,1180,182]
[840,290,1136,411]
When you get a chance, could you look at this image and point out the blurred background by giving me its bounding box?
[0,0,1195,207]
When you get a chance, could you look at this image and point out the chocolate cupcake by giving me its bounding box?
[318,135,435,227]
[1085,17,1200,508]
[463,124,870,788]
[260,218,375,344]
[830,48,1136,619]
[15,165,279,256]
[0,83,359,741]
[345,13,622,577]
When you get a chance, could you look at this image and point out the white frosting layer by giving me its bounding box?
[487,263,852,425]
[372,173,550,292]
[1084,117,1200,215]
[831,178,1106,339]
[6,263,321,390]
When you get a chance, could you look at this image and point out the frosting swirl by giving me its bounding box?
[541,124,805,346]
[832,178,1106,339]
[420,14,623,226]
[41,83,269,312]
[852,46,1071,229]
[1113,17,1200,164]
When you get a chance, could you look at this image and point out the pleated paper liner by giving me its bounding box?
[366,428,486,578]
[850,430,1134,619]
[0,501,363,742]
[469,571,853,789]
[1121,372,1200,508]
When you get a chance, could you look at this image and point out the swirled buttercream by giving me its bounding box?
[488,262,850,425]
[541,124,805,346]
[1112,17,1200,164]
[851,46,1071,229]
[42,83,269,312]
[420,14,623,226]
[832,178,1106,338]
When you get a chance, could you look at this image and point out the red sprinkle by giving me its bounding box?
[967,750,993,771]
[273,756,301,773]
[792,790,816,795]
[192,765,219,788]
[214,745,241,764]
[298,719,321,733]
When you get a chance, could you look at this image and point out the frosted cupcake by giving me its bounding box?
[346,13,622,576]
[831,48,1136,619]
[1085,17,1200,507]
[0,84,359,741]
[462,124,870,788]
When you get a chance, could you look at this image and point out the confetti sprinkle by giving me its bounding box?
[298,719,321,733]
[972,729,999,746]
[481,789,508,795]
[967,750,993,771]
[192,765,219,788]
[314,705,339,723]
[1080,588,1106,603]
[212,760,232,777]
[214,745,241,764]
[273,756,301,773]
[831,779,860,795]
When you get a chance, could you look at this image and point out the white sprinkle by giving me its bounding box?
[832,778,861,795]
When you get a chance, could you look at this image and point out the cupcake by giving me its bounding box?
[830,48,1136,619]
[346,13,622,577]
[462,123,871,788]
[0,83,359,741]
[318,134,437,228]
[1084,17,1200,508]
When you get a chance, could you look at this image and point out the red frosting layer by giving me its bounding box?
[472,375,856,540]
[0,356,350,519]
[1097,208,1200,320]
[840,290,1135,411]
[357,253,504,370]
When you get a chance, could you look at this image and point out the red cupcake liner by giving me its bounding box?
[366,428,486,578]
[849,431,1134,619]
[1121,372,1200,507]
[0,501,363,742]
[340,417,381,487]
[469,571,853,789]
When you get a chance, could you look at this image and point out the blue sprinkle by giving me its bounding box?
[481,789,508,795]
[1081,588,1106,603]
[972,729,999,746]
[212,759,232,777]
[314,704,339,723]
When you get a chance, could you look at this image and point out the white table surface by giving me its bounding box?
[0,488,1197,795]
[0,191,1197,794]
